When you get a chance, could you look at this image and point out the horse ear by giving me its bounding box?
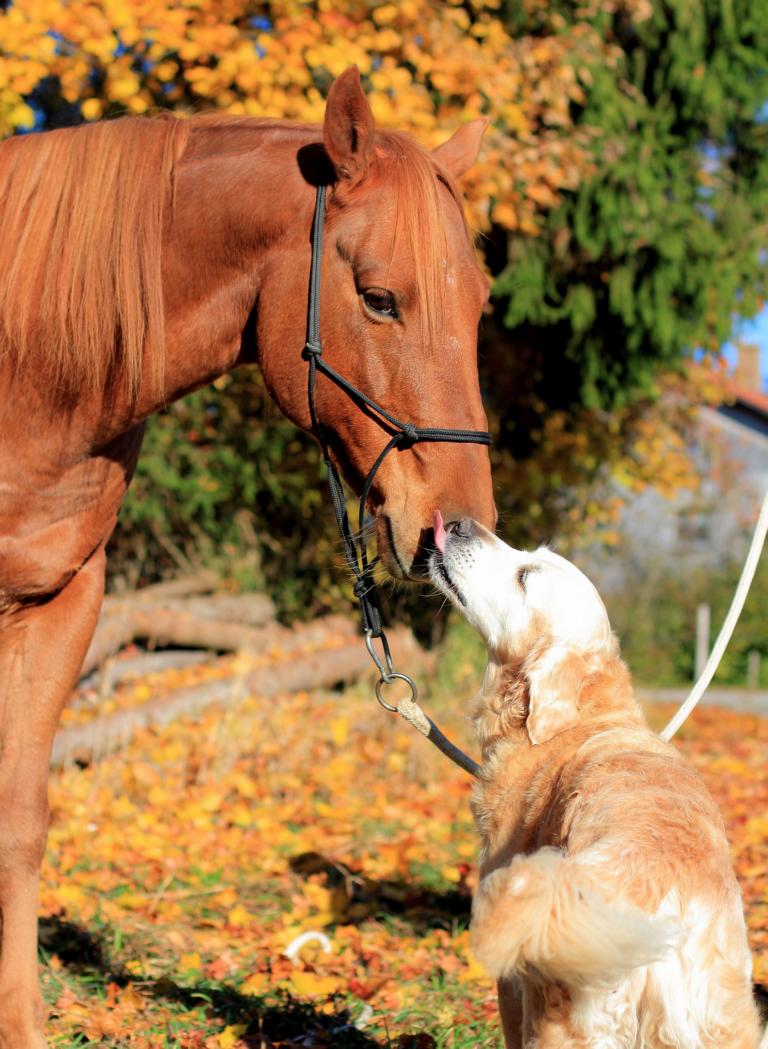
[432,119,488,179]
[323,67,375,182]
[525,645,582,745]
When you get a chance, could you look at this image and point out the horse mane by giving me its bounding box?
[0,112,466,396]
[0,113,190,396]
[371,129,465,352]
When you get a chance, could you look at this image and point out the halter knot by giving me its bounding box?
[303,340,322,359]
[399,423,419,447]
[353,579,370,600]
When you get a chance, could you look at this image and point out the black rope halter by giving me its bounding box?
[302,184,491,777]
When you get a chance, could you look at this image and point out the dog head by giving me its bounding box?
[429,515,626,745]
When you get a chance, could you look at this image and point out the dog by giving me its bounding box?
[429,513,763,1049]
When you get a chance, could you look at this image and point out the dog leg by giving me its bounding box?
[0,551,105,1049]
[498,976,524,1048]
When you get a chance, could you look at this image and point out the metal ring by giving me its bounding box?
[375,672,418,712]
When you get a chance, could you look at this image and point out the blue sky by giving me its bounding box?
[725,308,768,391]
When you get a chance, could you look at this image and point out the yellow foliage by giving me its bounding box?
[0,0,650,223]
[34,656,768,1044]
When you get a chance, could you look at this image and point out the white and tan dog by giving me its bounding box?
[430,513,762,1049]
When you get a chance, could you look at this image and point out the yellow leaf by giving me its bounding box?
[289,972,343,997]
[233,773,257,799]
[387,752,405,773]
[492,202,518,229]
[373,4,398,25]
[108,73,140,103]
[9,103,35,129]
[227,904,252,927]
[219,1024,247,1048]
[459,948,488,984]
[116,892,146,910]
[155,61,178,82]
[241,972,269,995]
[329,716,348,747]
[179,952,202,975]
[213,887,238,908]
[80,98,102,121]
[118,984,146,1011]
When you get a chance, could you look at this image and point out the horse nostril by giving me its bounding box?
[446,517,473,540]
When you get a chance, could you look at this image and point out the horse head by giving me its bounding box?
[257,68,496,580]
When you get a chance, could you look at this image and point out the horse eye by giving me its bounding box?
[362,288,398,319]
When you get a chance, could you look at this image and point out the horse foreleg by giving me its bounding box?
[0,551,105,1049]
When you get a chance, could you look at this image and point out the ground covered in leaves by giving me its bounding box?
[41,654,768,1047]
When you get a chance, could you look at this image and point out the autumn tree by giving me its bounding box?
[474,0,768,548]
[493,0,768,410]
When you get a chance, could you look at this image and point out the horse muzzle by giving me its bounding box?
[377,499,497,582]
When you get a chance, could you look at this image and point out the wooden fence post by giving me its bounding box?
[695,603,710,681]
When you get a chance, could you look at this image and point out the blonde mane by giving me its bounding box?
[372,129,465,351]
[0,114,191,396]
[0,113,465,396]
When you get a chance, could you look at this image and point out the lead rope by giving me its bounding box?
[303,183,485,779]
[660,487,768,741]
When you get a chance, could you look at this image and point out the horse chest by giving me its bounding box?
[0,450,134,608]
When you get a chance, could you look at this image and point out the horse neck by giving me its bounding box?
[126,121,319,427]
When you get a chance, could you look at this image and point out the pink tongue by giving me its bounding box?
[434,510,447,553]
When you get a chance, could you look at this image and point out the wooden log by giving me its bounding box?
[81,605,288,678]
[159,593,275,626]
[79,607,356,680]
[129,607,283,653]
[104,571,219,608]
[78,649,212,692]
[53,624,424,767]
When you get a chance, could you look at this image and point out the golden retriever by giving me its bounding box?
[429,514,763,1049]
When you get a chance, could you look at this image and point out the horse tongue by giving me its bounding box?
[434,510,447,553]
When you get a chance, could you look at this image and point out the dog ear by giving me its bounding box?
[525,645,583,745]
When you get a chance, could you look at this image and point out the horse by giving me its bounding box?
[0,67,495,1047]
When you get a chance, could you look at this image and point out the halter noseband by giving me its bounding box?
[302,184,491,777]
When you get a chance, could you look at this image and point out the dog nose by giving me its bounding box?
[446,517,473,539]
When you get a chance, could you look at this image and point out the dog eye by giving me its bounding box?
[517,565,534,590]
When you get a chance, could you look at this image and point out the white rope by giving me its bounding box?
[283,930,332,963]
[395,696,433,737]
[661,488,768,741]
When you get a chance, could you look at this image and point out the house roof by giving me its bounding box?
[716,377,768,437]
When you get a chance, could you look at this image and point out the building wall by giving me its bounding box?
[579,399,768,593]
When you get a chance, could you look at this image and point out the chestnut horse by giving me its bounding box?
[0,68,494,1046]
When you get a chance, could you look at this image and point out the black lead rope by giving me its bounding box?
[302,184,490,778]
